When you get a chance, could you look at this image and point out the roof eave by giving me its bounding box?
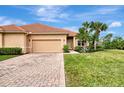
[28,32,69,35]
[2,31,27,34]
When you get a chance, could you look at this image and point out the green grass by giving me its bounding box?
[64,49,124,87]
[0,55,18,61]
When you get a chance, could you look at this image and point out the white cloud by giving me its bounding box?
[38,18,60,22]
[63,26,79,32]
[97,7,119,14]
[109,21,122,28]
[35,6,69,22]
[74,6,121,21]
[0,16,26,26]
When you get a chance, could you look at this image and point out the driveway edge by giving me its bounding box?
[59,53,65,87]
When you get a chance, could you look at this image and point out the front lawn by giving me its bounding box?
[0,55,18,61]
[64,49,124,87]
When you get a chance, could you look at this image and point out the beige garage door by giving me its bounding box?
[32,39,62,52]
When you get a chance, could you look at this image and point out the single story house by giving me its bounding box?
[0,23,78,53]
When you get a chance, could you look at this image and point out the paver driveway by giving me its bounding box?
[0,53,65,87]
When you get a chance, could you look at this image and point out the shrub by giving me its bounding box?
[87,45,94,52]
[63,45,69,53]
[87,48,95,52]
[96,45,104,51]
[75,46,83,53]
[0,47,22,55]
[103,41,112,49]
[87,45,104,52]
[110,37,124,50]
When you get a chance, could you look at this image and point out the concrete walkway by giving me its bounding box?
[0,53,65,87]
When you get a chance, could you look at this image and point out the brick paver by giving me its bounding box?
[0,53,65,87]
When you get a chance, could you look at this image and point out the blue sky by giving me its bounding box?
[0,5,124,38]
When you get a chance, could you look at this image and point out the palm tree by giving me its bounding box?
[103,33,113,42]
[90,21,108,50]
[76,21,91,52]
[76,28,84,47]
[102,33,113,49]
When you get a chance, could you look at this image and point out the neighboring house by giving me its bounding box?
[0,23,78,53]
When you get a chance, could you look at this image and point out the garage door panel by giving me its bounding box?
[32,39,62,52]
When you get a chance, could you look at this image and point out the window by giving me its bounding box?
[78,40,84,46]
[78,41,81,46]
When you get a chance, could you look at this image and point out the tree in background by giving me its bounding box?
[76,21,109,52]
[76,21,92,52]
[102,33,113,49]
[90,21,108,50]
[76,21,124,52]
[111,37,124,49]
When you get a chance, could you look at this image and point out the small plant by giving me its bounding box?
[0,47,22,55]
[75,46,82,52]
[96,45,104,51]
[63,45,69,53]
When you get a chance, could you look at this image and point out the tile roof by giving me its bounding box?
[0,23,77,36]
[0,25,26,33]
[20,23,77,36]
[0,27,3,31]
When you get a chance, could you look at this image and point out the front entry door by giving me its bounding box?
[67,38,73,49]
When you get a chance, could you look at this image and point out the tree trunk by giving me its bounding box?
[92,40,95,49]
[94,40,97,50]
[86,41,89,47]
[83,42,86,52]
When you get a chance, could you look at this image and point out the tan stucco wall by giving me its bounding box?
[29,34,67,52]
[0,33,2,48]
[74,37,78,48]
[0,32,77,53]
[75,38,78,47]
[4,33,27,53]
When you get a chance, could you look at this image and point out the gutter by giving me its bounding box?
[28,32,69,35]
[0,30,27,34]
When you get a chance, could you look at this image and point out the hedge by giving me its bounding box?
[0,48,22,55]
